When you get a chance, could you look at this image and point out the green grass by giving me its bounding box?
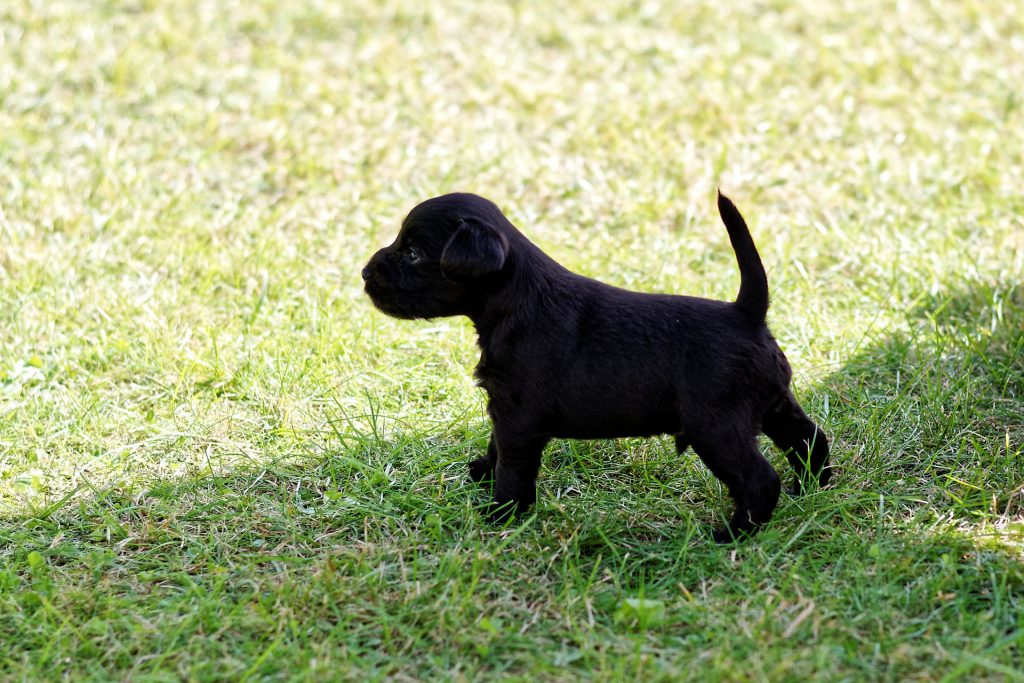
[1,0,1022,679]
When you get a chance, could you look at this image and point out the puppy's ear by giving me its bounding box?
[440,218,508,282]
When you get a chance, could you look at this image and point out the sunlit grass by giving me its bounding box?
[1,0,1022,680]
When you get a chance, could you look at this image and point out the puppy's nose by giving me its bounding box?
[361,264,373,281]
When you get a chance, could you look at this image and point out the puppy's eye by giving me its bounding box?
[405,246,422,264]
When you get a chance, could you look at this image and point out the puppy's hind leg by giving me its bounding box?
[468,435,497,485]
[486,431,549,524]
[762,391,831,495]
[690,427,781,543]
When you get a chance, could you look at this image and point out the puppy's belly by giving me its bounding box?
[548,402,680,440]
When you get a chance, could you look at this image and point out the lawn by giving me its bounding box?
[1,0,1022,680]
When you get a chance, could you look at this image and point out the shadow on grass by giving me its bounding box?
[820,280,1023,526]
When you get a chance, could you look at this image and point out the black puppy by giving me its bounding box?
[362,192,830,541]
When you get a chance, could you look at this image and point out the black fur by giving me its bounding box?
[362,192,831,541]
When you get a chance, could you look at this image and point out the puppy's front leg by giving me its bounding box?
[486,431,549,524]
[467,435,497,484]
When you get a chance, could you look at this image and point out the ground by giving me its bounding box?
[1,0,1022,680]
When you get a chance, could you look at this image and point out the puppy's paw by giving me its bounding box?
[467,455,496,484]
[712,526,739,544]
[711,524,758,544]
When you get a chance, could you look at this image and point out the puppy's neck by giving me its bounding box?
[469,238,569,339]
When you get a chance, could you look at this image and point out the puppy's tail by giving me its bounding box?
[718,191,769,322]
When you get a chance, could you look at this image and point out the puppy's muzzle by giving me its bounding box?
[362,248,387,284]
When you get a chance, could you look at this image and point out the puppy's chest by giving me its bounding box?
[473,349,521,395]
[473,351,498,389]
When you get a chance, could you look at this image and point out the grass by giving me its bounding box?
[1,0,1022,679]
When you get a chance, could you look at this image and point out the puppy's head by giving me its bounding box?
[362,193,510,319]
